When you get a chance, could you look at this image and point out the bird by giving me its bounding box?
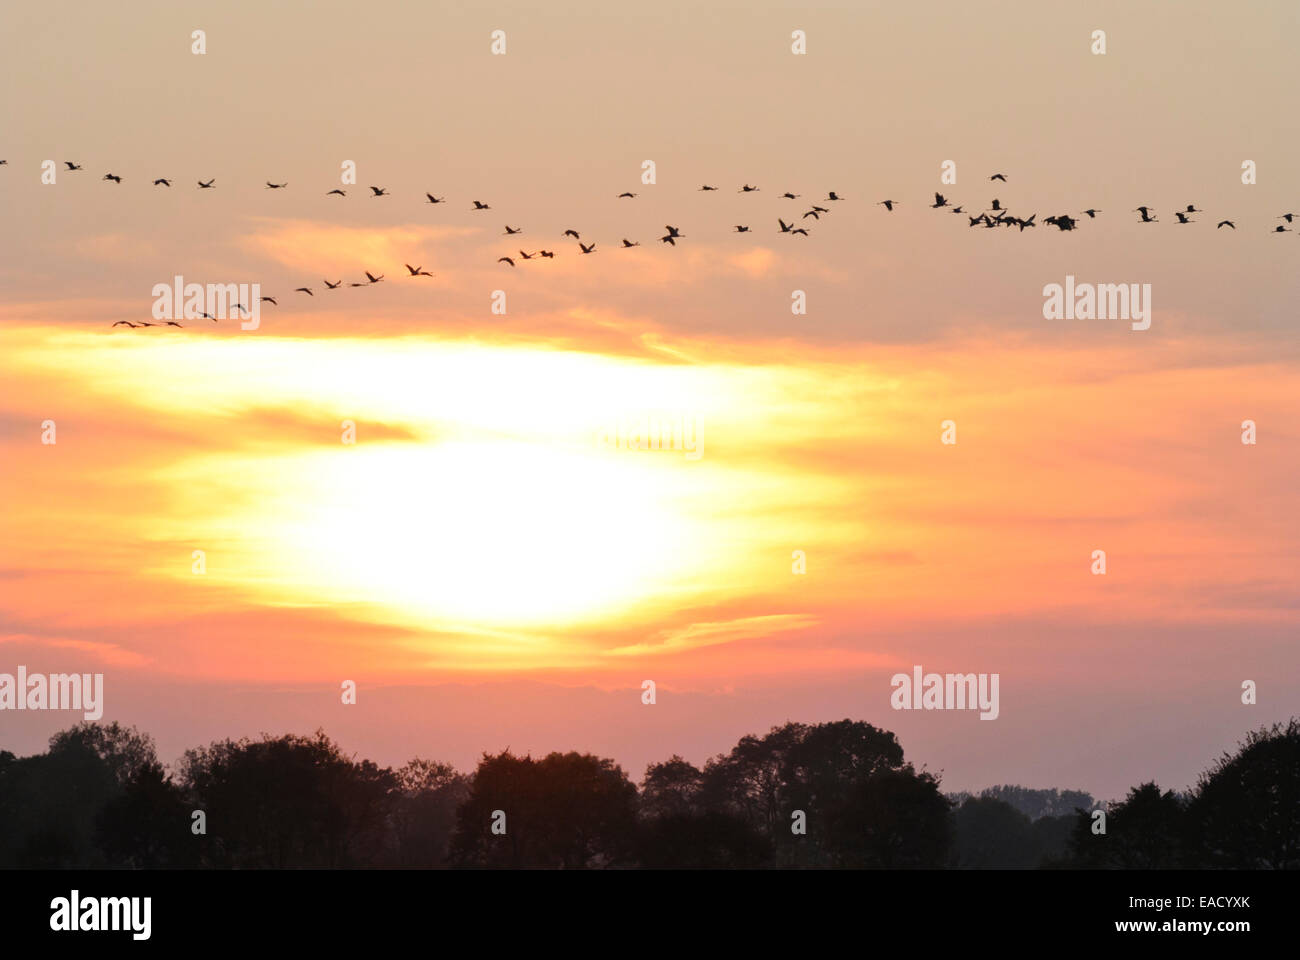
[405,264,432,276]
[364,271,384,283]
[790,228,809,236]
[472,200,490,210]
[563,229,581,239]
[349,282,367,287]
[198,179,215,189]
[201,312,217,322]
[1217,221,1235,229]
[102,173,122,183]
[111,321,136,327]
[137,321,157,327]
[324,280,342,289]
[153,178,172,187]
[539,250,555,258]
[64,162,83,171]
[734,225,751,232]
[826,191,842,201]
[660,235,677,245]
[1175,212,1195,224]
[498,257,515,267]
[326,189,346,197]
[968,215,984,227]
[780,192,800,200]
[932,193,950,208]
[503,225,521,235]
[989,198,1003,211]
[618,192,636,199]
[990,173,1008,182]
[266,182,287,189]
[369,186,389,197]
[803,210,820,220]
[1184,204,1201,213]
[1081,209,1101,218]
[778,218,793,233]
[1272,225,1291,233]
[665,225,682,238]
[951,206,964,214]
[517,251,536,260]
[739,184,760,193]
[1278,213,1297,223]
[1134,206,1157,222]
[621,239,640,247]
[579,242,596,254]
[425,193,444,203]
[164,321,183,327]
[260,296,277,305]
[295,287,313,296]
[231,303,247,314]
[699,185,718,191]
[878,200,899,211]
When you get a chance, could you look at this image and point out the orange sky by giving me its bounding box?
[1,0,1298,800]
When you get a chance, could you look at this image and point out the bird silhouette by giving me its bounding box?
[426,193,444,203]
[405,264,433,276]
[266,182,287,189]
[364,271,384,283]
[326,189,346,196]
[878,200,899,211]
[990,173,1008,182]
[517,251,536,260]
[1134,207,1157,223]
[579,242,596,254]
[700,185,718,191]
[778,218,793,233]
[826,192,842,201]
[111,321,136,327]
[617,192,636,199]
[734,225,751,232]
[102,173,122,183]
[64,162,83,171]
[260,296,277,305]
[780,192,800,199]
[498,257,515,267]
[739,184,760,193]
[803,210,820,220]
[1217,220,1235,229]
[1175,212,1195,224]
[563,229,581,239]
[295,287,313,296]
[324,280,342,289]
[198,179,215,189]
[665,225,682,238]
[1278,213,1297,223]
[539,250,555,258]
[164,320,183,327]
[1081,209,1101,218]
[1272,225,1290,233]
[621,239,640,247]
[932,193,950,208]
[503,225,521,234]
[153,178,171,187]
[369,186,389,197]
[472,200,490,210]
[790,228,809,236]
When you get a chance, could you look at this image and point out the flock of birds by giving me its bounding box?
[3,160,1296,330]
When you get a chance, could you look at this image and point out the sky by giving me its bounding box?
[1,0,1298,802]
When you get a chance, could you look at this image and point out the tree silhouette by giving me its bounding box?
[1068,782,1186,868]
[1187,719,1300,869]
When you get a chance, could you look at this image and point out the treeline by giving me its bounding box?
[0,718,1295,869]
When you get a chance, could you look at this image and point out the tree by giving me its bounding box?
[1068,782,1185,868]
[1187,718,1300,869]
[388,758,469,866]
[950,797,1036,867]
[452,750,638,867]
[639,755,705,819]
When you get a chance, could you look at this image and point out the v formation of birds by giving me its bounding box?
[4,161,1294,329]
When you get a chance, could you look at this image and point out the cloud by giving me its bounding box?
[605,613,820,657]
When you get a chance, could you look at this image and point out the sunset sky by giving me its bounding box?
[2,0,1298,801]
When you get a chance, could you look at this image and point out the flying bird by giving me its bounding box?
[1081,209,1101,218]
[503,225,521,235]
[260,296,277,305]
[579,242,596,254]
[295,287,313,296]
[1134,207,1157,222]
[164,321,183,327]
[369,186,389,197]
[64,162,83,171]
[102,173,122,183]
[780,192,800,200]
[932,193,950,208]
[990,173,1008,182]
[198,179,215,189]
[539,250,555,258]
[498,257,515,267]
[878,200,899,211]
[517,251,536,260]
[734,225,751,232]
[1278,213,1297,223]
[326,189,346,196]
[664,225,682,237]
[364,271,384,283]
[111,321,136,327]
[778,218,793,233]
[563,229,581,239]
[405,264,433,276]
[266,182,287,189]
[153,178,171,186]
[472,200,490,210]
[699,185,718,191]
[1217,220,1235,229]
[803,210,820,220]
[617,192,636,199]
[425,194,444,203]
[826,191,842,201]
[790,228,809,236]
[1272,225,1291,233]
[739,184,760,193]
[323,280,342,289]
[622,239,640,247]
[1174,212,1195,224]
